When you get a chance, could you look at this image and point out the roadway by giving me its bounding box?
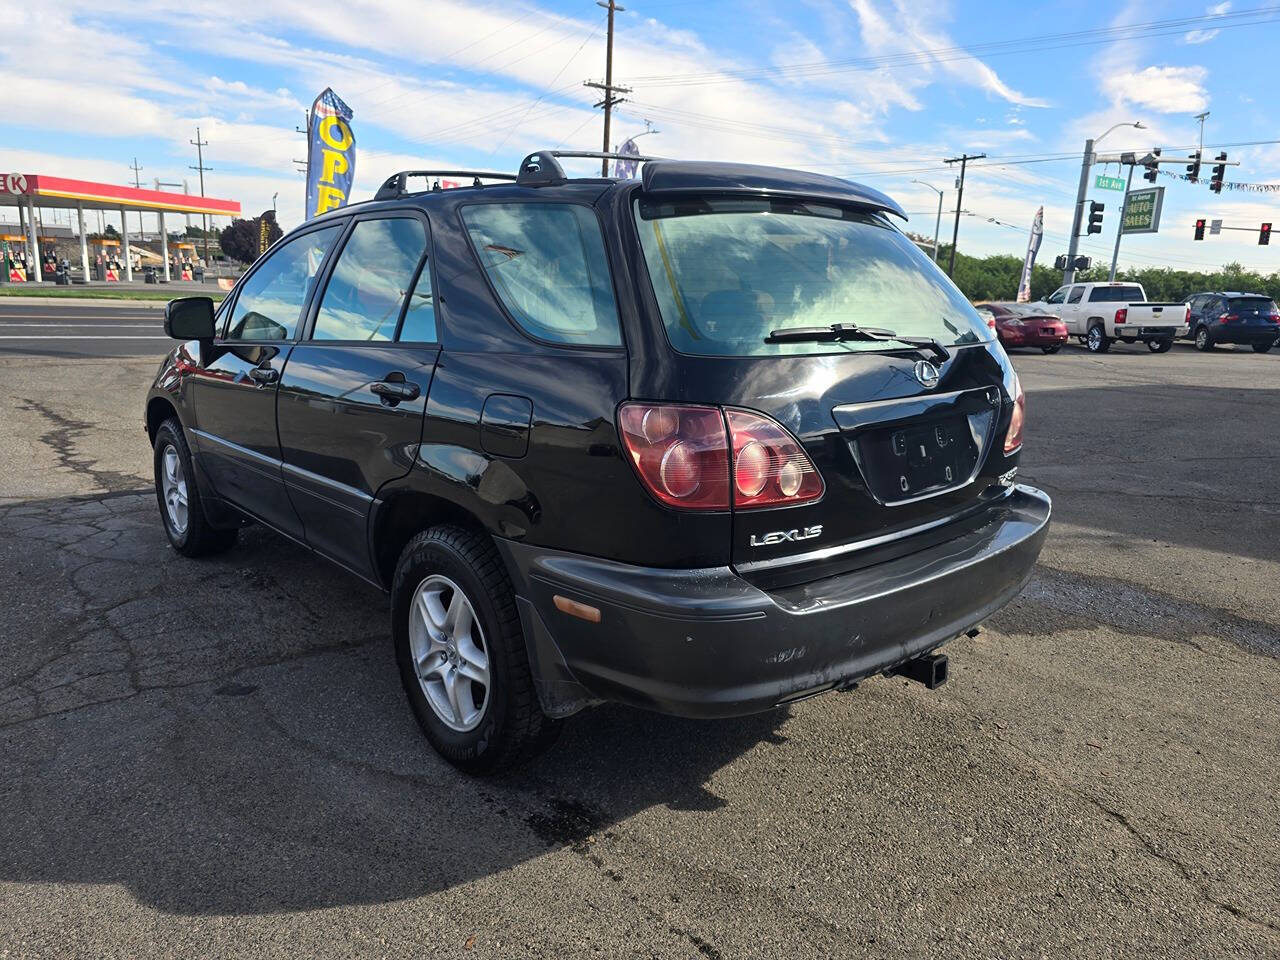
[0,327,1277,957]
[0,300,170,358]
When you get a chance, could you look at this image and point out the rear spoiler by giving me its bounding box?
[640,161,907,220]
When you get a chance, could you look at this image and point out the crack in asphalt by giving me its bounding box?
[17,397,143,495]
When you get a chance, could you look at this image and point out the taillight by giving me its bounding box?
[1114,308,1127,324]
[1004,376,1025,455]
[1185,305,1191,324]
[1219,313,1237,324]
[725,408,824,509]
[617,403,823,511]
[1269,313,1280,324]
[618,403,729,510]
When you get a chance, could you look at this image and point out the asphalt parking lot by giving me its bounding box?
[1,306,1277,958]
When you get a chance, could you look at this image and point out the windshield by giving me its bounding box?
[633,196,994,356]
[1087,285,1144,303]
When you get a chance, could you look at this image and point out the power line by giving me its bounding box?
[189,127,212,263]
[585,0,629,176]
[944,153,985,276]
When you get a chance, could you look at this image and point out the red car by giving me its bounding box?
[975,303,1069,354]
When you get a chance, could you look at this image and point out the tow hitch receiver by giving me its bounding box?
[891,653,949,689]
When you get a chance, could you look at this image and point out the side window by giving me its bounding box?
[313,217,427,342]
[462,202,621,346]
[1187,294,1203,314]
[1046,287,1066,305]
[398,262,437,342]
[1067,286,1085,304]
[226,225,341,341]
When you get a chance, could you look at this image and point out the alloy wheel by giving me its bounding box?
[160,444,189,535]
[408,574,491,732]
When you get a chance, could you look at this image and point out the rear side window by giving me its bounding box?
[226,225,341,340]
[1088,285,1143,303]
[1067,287,1084,304]
[313,218,427,341]
[462,203,621,346]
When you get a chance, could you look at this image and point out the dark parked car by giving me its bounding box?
[145,153,1051,772]
[974,302,1069,353]
[1183,291,1279,352]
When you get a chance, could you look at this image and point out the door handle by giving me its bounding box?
[371,377,421,405]
[249,366,279,385]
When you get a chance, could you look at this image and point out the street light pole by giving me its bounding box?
[913,179,944,262]
[1064,121,1144,286]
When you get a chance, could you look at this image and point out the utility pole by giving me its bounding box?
[189,128,211,264]
[128,157,145,237]
[942,153,984,277]
[585,0,630,176]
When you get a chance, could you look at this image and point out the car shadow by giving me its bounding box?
[0,490,788,916]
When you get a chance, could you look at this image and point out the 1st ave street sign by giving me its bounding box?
[1095,174,1127,191]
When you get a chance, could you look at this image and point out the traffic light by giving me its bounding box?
[1261,223,1272,246]
[1194,218,1206,241]
[1143,147,1161,183]
[1087,201,1105,235]
[1187,150,1202,180]
[1209,152,1227,194]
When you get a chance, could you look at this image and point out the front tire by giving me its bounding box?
[1147,338,1173,353]
[1194,326,1215,351]
[1086,324,1110,353]
[1252,343,1273,354]
[153,418,237,557]
[392,525,559,774]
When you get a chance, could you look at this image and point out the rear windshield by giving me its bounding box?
[633,196,994,356]
[1087,285,1144,303]
[1229,297,1277,313]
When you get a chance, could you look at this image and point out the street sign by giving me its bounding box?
[1210,219,1223,236]
[1094,174,1127,191]
[1121,186,1165,234]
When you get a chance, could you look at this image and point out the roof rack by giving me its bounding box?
[516,150,659,187]
[374,170,518,201]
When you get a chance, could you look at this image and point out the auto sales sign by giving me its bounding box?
[305,88,356,221]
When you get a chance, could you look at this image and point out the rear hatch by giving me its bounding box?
[624,191,1020,590]
[1226,297,1279,327]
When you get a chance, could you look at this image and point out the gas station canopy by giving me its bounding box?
[0,172,241,284]
[0,173,240,217]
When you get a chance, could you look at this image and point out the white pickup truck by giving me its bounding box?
[1028,282,1189,353]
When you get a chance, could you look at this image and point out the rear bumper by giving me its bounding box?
[498,484,1051,719]
[1002,329,1067,347]
[1115,325,1184,340]
[1210,327,1279,345]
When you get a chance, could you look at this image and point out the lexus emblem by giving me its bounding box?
[913,359,941,389]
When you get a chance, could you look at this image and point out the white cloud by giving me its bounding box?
[1185,1,1231,43]
[1102,65,1209,114]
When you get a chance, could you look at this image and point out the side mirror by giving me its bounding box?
[164,296,216,340]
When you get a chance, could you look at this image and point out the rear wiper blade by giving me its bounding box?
[765,323,951,362]
[764,323,899,344]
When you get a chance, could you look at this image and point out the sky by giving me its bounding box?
[4,0,1279,273]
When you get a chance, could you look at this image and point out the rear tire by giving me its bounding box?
[153,418,237,557]
[1041,345,1061,354]
[1194,326,1214,351]
[1147,338,1173,353]
[1086,324,1110,353]
[1252,343,1273,354]
[392,524,560,774]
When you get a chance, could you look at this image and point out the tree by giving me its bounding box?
[219,216,281,264]
[103,224,118,237]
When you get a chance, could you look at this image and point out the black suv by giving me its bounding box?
[145,152,1051,772]
[1184,291,1280,352]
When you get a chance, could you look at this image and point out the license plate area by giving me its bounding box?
[835,387,1001,507]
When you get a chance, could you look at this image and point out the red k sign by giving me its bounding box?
[1,174,29,195]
